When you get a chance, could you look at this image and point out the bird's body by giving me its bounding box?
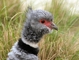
[7,7,58,60]
[7,40,38,60]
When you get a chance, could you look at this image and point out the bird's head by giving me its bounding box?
[26,7,58,35]
[22,7,58,44]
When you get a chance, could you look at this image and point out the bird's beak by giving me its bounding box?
[51,23,58,31]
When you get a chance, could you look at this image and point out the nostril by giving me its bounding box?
[50,19,52,21]
[51,23,56,26]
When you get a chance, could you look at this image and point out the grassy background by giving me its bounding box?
[0,0,79,60]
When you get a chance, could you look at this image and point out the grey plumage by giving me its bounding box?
[7,42,38,60]
[21,8,55,43]
[7,7,58,60]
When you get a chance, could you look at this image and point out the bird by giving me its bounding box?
[7,7,58,60]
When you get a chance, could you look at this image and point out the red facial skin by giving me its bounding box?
[40,19,53,29]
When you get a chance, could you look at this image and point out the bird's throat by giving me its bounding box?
[22,24,44,43]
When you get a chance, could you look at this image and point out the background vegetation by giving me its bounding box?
[0,0,79,60]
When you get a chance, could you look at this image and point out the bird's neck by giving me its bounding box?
[21,37,38,48]
[21,24,44,48]
[18,38,39,55]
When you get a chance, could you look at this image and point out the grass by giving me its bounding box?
[0,0,79,60]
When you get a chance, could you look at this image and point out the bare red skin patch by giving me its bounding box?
[40,19,52,29]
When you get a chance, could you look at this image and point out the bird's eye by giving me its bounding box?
[40,20,45,24]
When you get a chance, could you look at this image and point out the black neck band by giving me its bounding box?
[18,38,39,56]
